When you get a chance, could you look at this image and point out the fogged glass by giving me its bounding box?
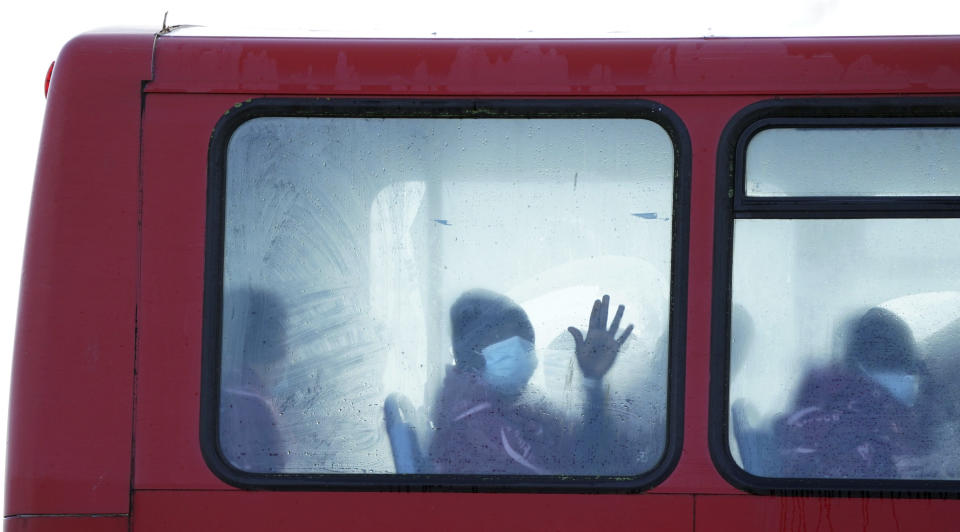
[218,116,674,476]
[745,128,960,196]
[729,218,960,479]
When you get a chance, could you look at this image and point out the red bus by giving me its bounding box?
[7,27,960,530]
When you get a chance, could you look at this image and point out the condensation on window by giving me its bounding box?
[218,116,675,476]
[745,128,960,197]
[729,218,960,480]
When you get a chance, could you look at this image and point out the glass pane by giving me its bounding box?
[745,128,960,197]
[729,218,960,480]
[218,116,675,477]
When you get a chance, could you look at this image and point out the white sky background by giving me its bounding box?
[0,0,956,512]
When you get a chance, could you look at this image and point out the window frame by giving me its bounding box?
[709,97,960,497]
[201,98,691,492]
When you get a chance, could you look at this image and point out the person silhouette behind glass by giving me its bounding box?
[220,288,288,472]
[774,307,931,478]
[428,289,633,475]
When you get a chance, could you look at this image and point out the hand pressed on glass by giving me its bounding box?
[568,294,635,380]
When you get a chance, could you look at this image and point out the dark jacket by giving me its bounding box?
[428,366,572,474]
[428,365,641,475]
[774,365,924,478]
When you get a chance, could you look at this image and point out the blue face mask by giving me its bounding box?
[867,371,920,407]
[481,336,537,395]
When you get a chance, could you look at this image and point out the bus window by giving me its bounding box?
[203,100,689,490]
[745,127,960,197]
[713,99,960,492]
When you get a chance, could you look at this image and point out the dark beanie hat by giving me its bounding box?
[450,289,535,370]
[845,307,920,372]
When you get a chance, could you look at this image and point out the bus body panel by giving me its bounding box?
[4,516,127,532]
[5,32,153,517]
[131,491,693,531]
[135,93,257,491]
[695,495,960,532]
[147,36,960,96]
[9,29,960,530]
[648,95,754,496]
